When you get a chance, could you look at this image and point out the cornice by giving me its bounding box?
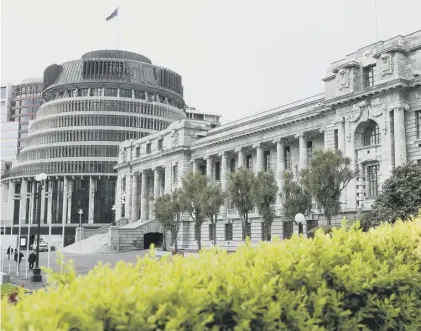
[325,79,409,107]
[373,45,406,58]
[332,61,361,73]
[190,107,331,150]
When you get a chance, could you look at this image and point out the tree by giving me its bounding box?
[154,189,184,252]
[203,181,226,246]
[227,168,256,240]
[301,149,356,225]
[370,163,421,226]
[154,194,173,251]
[181,172,207,250]
[279,171,312,223]
[253,170,278,241]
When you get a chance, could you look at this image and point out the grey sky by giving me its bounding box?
[1,0,420,123]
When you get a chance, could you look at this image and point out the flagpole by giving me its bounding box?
[16,220,21,276]
[374,0,379,41]
[25,219,31,279]
[8,223,12,274]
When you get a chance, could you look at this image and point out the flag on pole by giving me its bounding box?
[106,7,119,21]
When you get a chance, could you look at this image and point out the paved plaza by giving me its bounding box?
[1,249,149,291]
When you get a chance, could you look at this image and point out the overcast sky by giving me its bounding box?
[1,0,420,123]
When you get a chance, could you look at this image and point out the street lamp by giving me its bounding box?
[295,213,306,235]
[111,205,116,225]
[78,209,83,229]
[32,172,47,283]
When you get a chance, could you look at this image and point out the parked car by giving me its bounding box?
[32,241,49,252]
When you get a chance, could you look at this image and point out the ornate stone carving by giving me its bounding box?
[334,116,345,125]
[170,130,179,148]
[380,53,393,76]
[338,68,350,90]
[370,105,386,118]
[348,101,365,123]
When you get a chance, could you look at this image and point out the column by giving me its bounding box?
[206,157,213,179]
[115,175,123,222]
[275,139,285,208]
[254,143,263,172]
[220,153,228,213]
[382,109,393,176]
[47,181,53,224]
[131,173,138,222]
[140,171,148,220]
[7,181,15,223]
[62,177,68,224]
[126,175,133,221]
[67,180,72,224]
[152,168,160,219]
[393,104,408,167]
[298,133,307,172]
[337,117,346,153]
[192,159,199,174]
[19,179,28,224]
[236,148,244,169]
[88,176,95,224]
[40,180,46,224]
[164,163,172,194]
[149,177,154,219]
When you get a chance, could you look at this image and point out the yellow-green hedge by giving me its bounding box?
[2,216,421,331]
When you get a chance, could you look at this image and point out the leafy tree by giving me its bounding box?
[181,172,207,250]
[154,194,173,251]
[154,189,184,252]
[253,170,278,241]
[279,171,312,223]
[203,181,226,246]
[370,163,421,226]
[228,168,256,240]
[301,149,356,225]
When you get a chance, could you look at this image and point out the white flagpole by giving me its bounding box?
[25,219,31,279]
[60,195,66,274]
[16,220,21,276]
[8,224,12,274]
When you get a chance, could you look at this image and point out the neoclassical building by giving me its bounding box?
[2,50,186,236]
[114,31,421,250]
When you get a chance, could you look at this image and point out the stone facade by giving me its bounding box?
[115,31,421,250]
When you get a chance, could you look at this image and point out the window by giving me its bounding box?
[363,65,375,88]
[120,89,132,98]
[146,143,151,154]
[307,141,313,166]
[90,88,102,96]
[264,151,271,171]
[134,90,145,99]
[284,146,291,170]
[306,220,318,239]
[158,139,163,150]
[209,224,215,241]
[417,111,421,138]
[334,129,339,150]
[136,146,140,157]
[173,165,178,188]
[225,223,233,241]
[230,158,236,172]
[367,164,380,197]
[283,221,293,239]
[243,222,251,240]
[214,161,221,181]
[78,88,89,97]
[1,87,6,98]
[246,154,253,171]
[364,120,380,146]
[105,88,118,97]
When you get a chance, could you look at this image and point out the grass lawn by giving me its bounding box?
[1,283,31,297]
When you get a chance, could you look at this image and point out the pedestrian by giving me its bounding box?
[28,250,37,270]
[14,250,24,270]
[6,246,12,260]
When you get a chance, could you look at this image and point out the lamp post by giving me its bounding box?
[295,213,305,235]
[78,209,83,251]
[111,205,116,225]
[32,172,47,282]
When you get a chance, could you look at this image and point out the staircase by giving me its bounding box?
[62,232,112,255]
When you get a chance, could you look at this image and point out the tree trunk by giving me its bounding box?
[163,229,167,251]
[174,238,178,253]
[326,215,332,226]
[213,216,217,246]
[197,225,202,251]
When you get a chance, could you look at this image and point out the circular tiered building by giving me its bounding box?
[5,50,185,227]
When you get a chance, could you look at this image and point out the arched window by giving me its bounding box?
[363,120,380,146]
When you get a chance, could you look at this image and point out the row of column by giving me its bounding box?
[5,176,97,224]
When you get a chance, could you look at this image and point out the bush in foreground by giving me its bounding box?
[2,216,421,331]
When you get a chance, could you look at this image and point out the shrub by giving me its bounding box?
[2,215,421,330]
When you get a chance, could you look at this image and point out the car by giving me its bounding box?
[32,241,49,252]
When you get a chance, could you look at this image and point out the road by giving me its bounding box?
[1,249,150,290]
